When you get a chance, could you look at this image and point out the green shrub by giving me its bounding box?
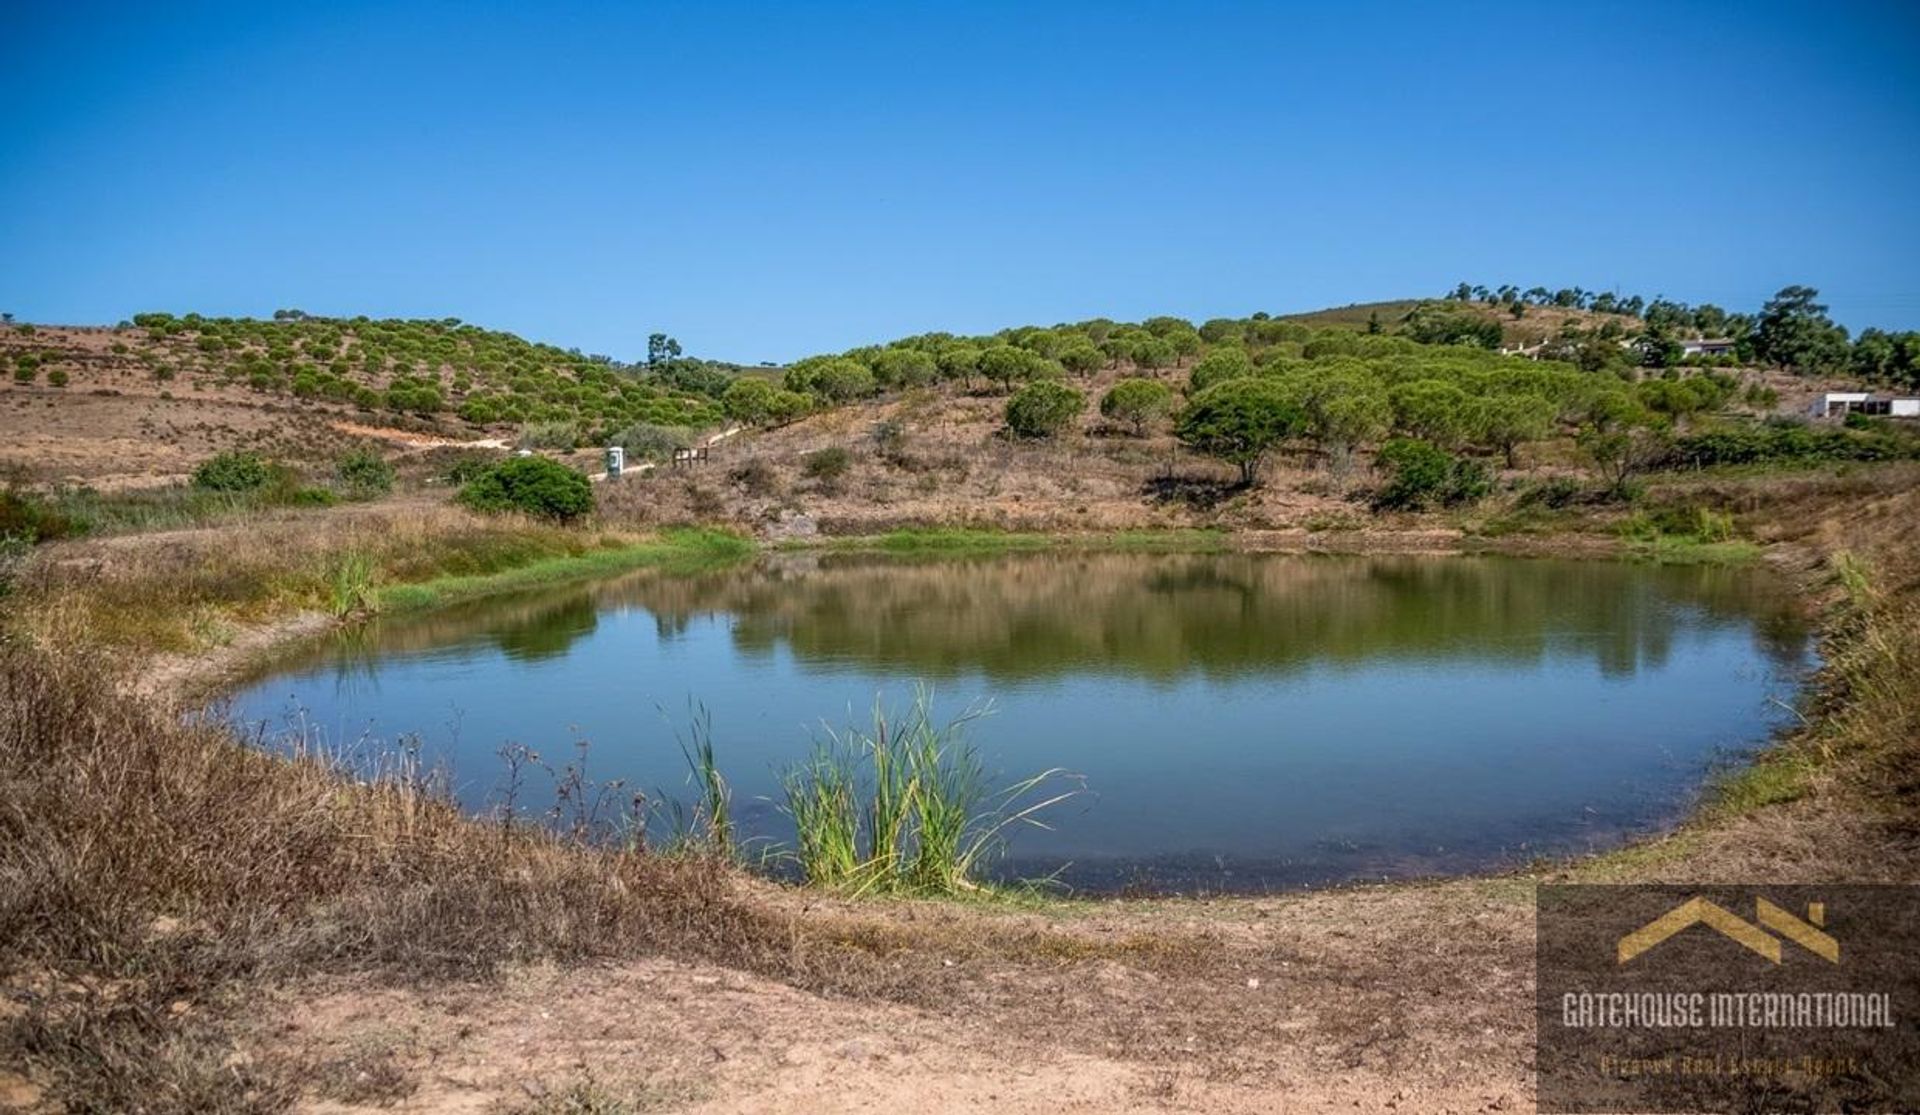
[192,451,272,493]
[457,456,593,521]
[335,449,395,498]
[517,420,581,451]
[46,369,69,388]
[1667,423,1918,468]
[1515,476,1582,510]
[444,453,497,485]
[802,447,852,481]
[1372,439,1490,510]
[1004,381,1083,438]
[0,483,83,544]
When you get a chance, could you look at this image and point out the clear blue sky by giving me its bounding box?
[3,1,1917,363]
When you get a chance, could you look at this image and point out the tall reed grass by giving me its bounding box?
[329,550,381,616]
[779,689,1078,895]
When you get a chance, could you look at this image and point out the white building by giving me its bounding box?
[1810,392,1920,418]
[1681,338,1737,357]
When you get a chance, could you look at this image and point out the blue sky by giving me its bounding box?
[3,2,1917,363]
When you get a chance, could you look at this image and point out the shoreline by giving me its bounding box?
[157,520,1829,900]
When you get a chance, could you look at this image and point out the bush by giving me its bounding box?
[1666,424,1918,468]
[802,447,852,481]
[517,421,582,451]
[335,449,395,498]
[1372,439,1490,510]
[46,369,69,388]
[1004,381,1083,438]
[729,458,781,496]
[444,453,497,485]
[457,456,594,521]
[0,483,83,544]
[1515,476,1583,510]
[192,452,272,493]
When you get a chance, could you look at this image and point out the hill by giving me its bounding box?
[1276,297,1653,349]
[0,315,730,487]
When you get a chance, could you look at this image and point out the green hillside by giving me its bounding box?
[113,312,729,434]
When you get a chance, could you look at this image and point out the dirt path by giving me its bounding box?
[278,881,1542,1114]
[271,781,1920,1114]
[329,421,511,452]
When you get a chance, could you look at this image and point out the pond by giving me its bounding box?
[229,550,1813,893]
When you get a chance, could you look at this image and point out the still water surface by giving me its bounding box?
[230,552,1812,891]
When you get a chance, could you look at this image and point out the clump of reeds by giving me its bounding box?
[328,549,381,616]
[664,705,734,858]
[780,688,1078,895]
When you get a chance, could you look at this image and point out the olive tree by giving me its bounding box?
[936,344,981,388]
[1099,377,1175,435]
[978,345,1031,393]
[1175,377,1304,486]
[1471,393,1555,468]
[1290,371,1391,469]
[1005,381,1084,438]
[1130,336,1177,372]
[1187,346,1254,392]
[1578,407,1671,498]
[1058,341,1106,378]
[722,377,778,425]
[785,356,875,404]
[870,347,936,389]
[1389,380,1474,447]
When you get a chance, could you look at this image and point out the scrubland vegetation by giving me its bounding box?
[104,311,731,436]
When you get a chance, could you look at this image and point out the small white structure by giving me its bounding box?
[1810,392,1920,418]
[1681,338,1737,357]
[605,445,625,478]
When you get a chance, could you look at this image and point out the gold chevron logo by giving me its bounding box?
[1617,897,1839,964]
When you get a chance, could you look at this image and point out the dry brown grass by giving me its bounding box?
[0,632,823,1110]
[589,374,1379,538]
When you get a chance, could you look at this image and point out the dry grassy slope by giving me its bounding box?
[0,327,477,488]
[607,354,1811,541]
[605,358,1403,537]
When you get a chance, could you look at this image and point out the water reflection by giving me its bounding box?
[232,551,1813,893]
[267,552,1810,687]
